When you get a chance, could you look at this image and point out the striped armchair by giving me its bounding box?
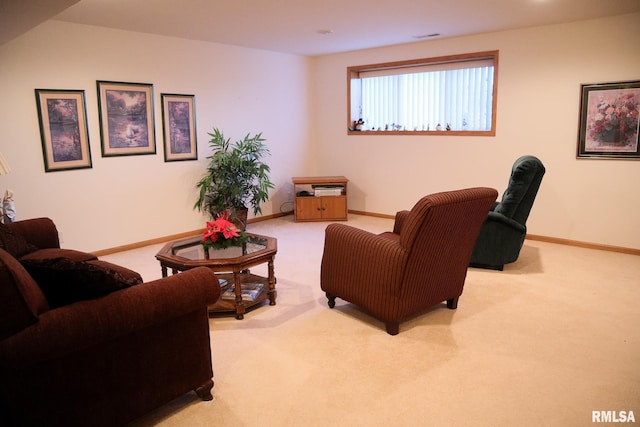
[320,187,498,335]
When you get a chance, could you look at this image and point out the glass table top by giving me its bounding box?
[170,234,270,261]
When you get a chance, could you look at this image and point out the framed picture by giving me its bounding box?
[35,89,92,172]
[97,81,156,157]
[161,93,198,161]
[577,80,640,159]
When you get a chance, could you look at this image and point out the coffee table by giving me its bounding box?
[155,232,277,319]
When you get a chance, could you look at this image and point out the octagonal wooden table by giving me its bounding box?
[155,232,277,319]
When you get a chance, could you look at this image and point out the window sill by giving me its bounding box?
[347,130,495,136]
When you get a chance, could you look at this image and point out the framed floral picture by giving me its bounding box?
[97,81,156,157]
[577,80,640,159]
[35,89,92,172]
[161,93,198,162]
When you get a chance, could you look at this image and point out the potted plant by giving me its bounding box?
[194,128,274,229]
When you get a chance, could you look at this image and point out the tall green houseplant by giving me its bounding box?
[194,128,274,228]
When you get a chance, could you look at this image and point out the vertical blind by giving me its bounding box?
[355,63,494,132]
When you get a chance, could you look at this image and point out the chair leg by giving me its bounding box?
[385,322,399,336]
[326,292,336,308]
[195,379,214,401]
[446,297,459,309]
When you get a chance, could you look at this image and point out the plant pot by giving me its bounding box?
[233,207,248,231]
[203,244,244,260]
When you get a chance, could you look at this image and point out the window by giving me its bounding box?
[348,50,498,135]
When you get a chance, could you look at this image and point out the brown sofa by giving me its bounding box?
[321,187,498,335]
[0,218,220,427]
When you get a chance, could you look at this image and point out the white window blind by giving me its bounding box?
[350,52,497,133]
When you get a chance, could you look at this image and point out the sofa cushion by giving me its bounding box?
[19,248,98,263]
[0,223,38,258]
[20,257,143,308]
[0,249,49,340]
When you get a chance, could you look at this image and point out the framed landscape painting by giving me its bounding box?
[97,81,156,157]
[161,93,197,161]
[577,80,640,159]
[35,89,92,172]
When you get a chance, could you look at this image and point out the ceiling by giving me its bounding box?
[3,0,640,56]
[0,0,80,47]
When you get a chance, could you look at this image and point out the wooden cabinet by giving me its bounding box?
[292,176,348,222]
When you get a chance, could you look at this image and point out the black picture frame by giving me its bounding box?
[97,80,156,157]
[161,93,198,162]
[35,89,92,172]
[577,80,640,160]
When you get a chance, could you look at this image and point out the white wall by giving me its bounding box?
[311,13,640,250]
[2,14,639,252]
[0,21,310,252]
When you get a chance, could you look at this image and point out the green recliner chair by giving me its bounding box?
[470,155,546,271]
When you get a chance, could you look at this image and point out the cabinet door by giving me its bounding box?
[295,197,323,220]
[321,197,347,220]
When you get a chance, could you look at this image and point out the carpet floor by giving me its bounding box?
[100,214,640,427]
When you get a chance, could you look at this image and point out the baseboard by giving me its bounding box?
[250,211,292,223]
[348,209,395,219]
[91,211,293,257]
[92,210,639,257]
[524,234,640,256]
[349,210,640,256]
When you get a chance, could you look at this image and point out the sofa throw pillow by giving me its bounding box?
[18,247,98,263]
[0,249,49,340]
[0,223,38,258]
[20,257,143,308]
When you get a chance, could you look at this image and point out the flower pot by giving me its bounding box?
[233,207,248,231]
[203,244,244,260]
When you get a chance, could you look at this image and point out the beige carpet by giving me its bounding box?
[101,214,640,427]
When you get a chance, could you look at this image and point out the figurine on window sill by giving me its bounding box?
[350,118,365,131]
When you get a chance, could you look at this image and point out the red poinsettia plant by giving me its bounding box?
[202,210,247,250]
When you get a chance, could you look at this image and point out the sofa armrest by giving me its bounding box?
[5,217,60,249]
[321,223,407,300]
[0,266,220,368]
[393,210,411,234]
[486,211,526,233]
